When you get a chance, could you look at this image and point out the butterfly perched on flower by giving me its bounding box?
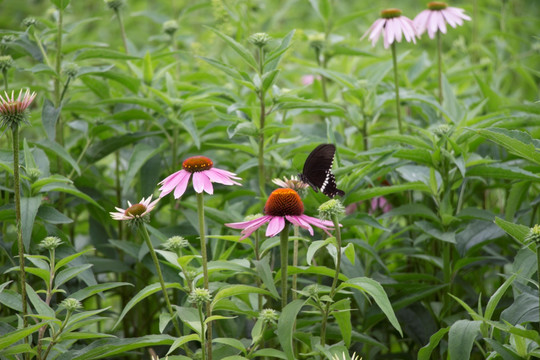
[298,144,345,198]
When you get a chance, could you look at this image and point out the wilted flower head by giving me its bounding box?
[259,308,279,325]
[188,287,212,306]
[318,199,345,220]
[105,0,125,10]
[332,352,362,360]
[163,20,179,36]
[109,195,158,226]
[158,156,241,199]
[226,188,337,240]
[61,298,82,312]
[39,236,62,251]
[272,175,309,192]
[414,2,471,39]
[0,89,37,128]
[361,8,417,49]
[163,236,189,252]
[249,32,270,47]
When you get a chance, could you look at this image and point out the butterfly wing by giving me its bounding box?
[300,144,345,198]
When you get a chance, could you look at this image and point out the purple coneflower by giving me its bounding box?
[158,156,241,198]
[414,2,471,39]
[361,8,417,49]
[272,175,309,192]
[225,188,335,240]
[109,195,158,222]
[0,89,37,128]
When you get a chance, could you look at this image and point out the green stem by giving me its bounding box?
[437,31,443,105]
[115,152,123,240]
[280,223,290,310]
[198,304,207,360]
[115,8,129,53]
[257,47,266,199]
[196,192,212,360]
[320,214,342,346]
[292,226,299,301]
[391,42,403,134]
[139,224,182,337]
[54,7,65,214]
[12,123,28,331]
[537,244,540,332]
[2,69,7,91]
[42,309,72,360]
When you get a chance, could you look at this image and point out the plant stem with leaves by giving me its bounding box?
[257,46,267,199]
[437,31,443,105]
[320,214,342,346]
[196,192,212,360]
[280,223,290,310]
[391,42,403,134]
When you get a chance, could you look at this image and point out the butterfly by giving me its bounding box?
[298,143,345,198]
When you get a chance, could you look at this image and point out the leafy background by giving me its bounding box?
[0,0,539,359]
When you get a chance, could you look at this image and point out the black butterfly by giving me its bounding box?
[298,144,345,198]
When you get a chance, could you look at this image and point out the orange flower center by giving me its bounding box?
[125,203,146,216]
[381,8,402,19]
[428,2,447,10]
[264,188,304,216]
[182,156,213,173]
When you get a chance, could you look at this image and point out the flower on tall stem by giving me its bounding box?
[272,175,309,192]
[361,9,417,134]
[109,195,158,225]
[0,89,37,129]
[414,2,471,39]
[158,156,241,199]
[225,188,335,240]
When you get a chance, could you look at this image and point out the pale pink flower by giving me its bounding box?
[158,155,241,199]
[414,2,471,39]
[0,89,37,127]
[225,188,337,240]
[361,8,417,49]
[301,74,321,86]
[110,195,159,221]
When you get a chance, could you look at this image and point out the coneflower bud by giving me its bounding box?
[163,236,189,252]
[39,236,62,250]
[0,55,13,73]
[525,224,540,244]
[26,167,42,182]
[2,35,16,44]
[318,199,345,220]
[63,63,79,78]
[249,33,270,48]
[61,298,82,311]
[22,17,37,28]
[188,287,212,306]
[162,20,179,36]
[105,0,125,10]
[259,308,278,325]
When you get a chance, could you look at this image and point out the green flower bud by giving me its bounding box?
[249,33,270,48]
[39,236,62,250]
[0,55,13,73]
[259,308,278,325]
[61,298,82,311]
[63,63,79,78]
[525,224,540,244]
[105,0,125,10]
[318,199,345,220]
[188,287,212,306]
[432,123,452,137]
[163,236,189,252]
[26,167,42,182]
[22,17,37,28]
[162,20,179,36]
[2,35,17,44]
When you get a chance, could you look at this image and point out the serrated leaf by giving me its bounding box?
[494,217,530,243]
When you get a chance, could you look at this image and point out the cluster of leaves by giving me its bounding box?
[0,0,539,359]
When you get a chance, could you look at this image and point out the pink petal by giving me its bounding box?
[192,172,210,194]
[159,170,190,197]
[266,216,285,237]
[286,215,314,236]
[386,18,396,46]
[400,17,417,43]
[211,167,241,180]
[414,10,429,35]
[204,168,236,185]
[226,215,271,230]
[173,171,191,198]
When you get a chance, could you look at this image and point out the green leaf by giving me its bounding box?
[75,48,139,61]
[55,248,95,272]
[474,128,540,165]
[70,282,132,301]
[264,30,295,72]
[21,196,42,250]
[306,239,333,265]
[333,298,352,347]
[39,183,103,209]
[346,183,430,204]
[494,217,530,243]
[26,284,55,318]
[34,139,81,175]
[113,282,182,329]
[418,327,450,360]
[122,142,167,196]
[0,323,44,350]
[253,349,287,359]
[212,285,273,306]
[51,0,70,10]
[166,334,199,355]
[56,335,175,360]
[213,337,246,353]
[41,99,61,141]
[142,51,153,85]
[253,257,280,298]
[277,299,306,360]
[484,338,523,360]
[0,343,37,357]
[0,289,23,312]
[208,27,259,71]
[340,277,402,336]
[86,131,160,162]
[343,243,355,265]
[37,205,73,224]
[54,264,93,288]
[485,274,517,321]
[175,306,202,335]
[448,320,482,360]
[262,69,280,93]
[467,163,540,181]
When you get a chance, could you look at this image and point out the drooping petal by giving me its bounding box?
[192,172,206,193]
[196,171,214,194]
[400,17,417,43]
[385,18,396,46]
[286,215,314,236]
[266,216,286,237]
[433,11,447,35]
[413,9,430,35]
[210,168,242,180]
[226,215,271,230]
[159,170,190,197]
[205,168,236,185]
[173,171,191,199]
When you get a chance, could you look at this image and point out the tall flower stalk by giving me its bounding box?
[280,223,290,309]
[0,89,37,331]
[362,8,417,134]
